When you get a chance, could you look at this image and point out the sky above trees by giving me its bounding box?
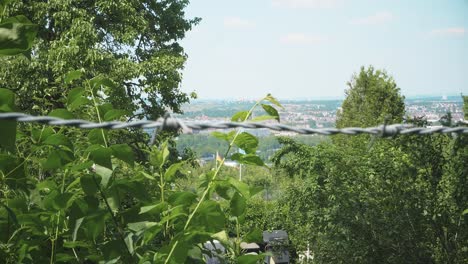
[180,0,468,99]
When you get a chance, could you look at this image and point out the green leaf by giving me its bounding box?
[0,88,15,112]
[231,153,264,166]
[193,200,225,232]
[95,164,112,188]
[80,174,100,196]
[41,150,63,169]
[72,217,84,241]
[261,104,280,122]
[228,177,251,199]
[64,70,82,84]
[234,132,258,154]
[88,129,108,145]
[139,202,168,215]
[230,192,247,217]
[43,134,73,150]
[237,254,265,264]
[265,94,283,108]
[48,108,75,120]
[0,88,16,151]
[89,146,112,169]
[211,131,229,141]
[232,111,249,122]
[244,228,262,243]
[67,87,89,110]
[463,209,468,215]
[104,109,127,121]
[168,192,197,207]
[89,76,115,89]
[110,144,134,166]
[0,15,38,56]
[164,162,183,182]
[31,127,54,143]
[84,210,107,240]
[53,192,75,210]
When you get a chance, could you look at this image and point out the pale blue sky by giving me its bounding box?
[180,0,468,99]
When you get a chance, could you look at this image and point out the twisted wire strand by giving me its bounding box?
[1,112,467,136]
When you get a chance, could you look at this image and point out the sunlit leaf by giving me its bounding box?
[261,104,280,122]
[48,108,75,120]
[231,111,249,122]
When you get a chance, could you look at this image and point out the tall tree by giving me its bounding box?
[0,0,199,119]
[336,65,405,128]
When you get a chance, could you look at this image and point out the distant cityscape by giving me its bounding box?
[175,95,465,136]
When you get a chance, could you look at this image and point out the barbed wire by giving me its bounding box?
[1,112,467,137]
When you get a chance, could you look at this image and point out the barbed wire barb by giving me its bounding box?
[1,112,468,136]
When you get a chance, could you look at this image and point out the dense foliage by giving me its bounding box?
[0,0,199,119]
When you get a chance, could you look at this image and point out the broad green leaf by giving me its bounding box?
[104,109,127,121]
[64,70,82,84]
[168,191,197,207]
[97,103,114,117]
[230,192,247,217]
[211,131,229,141]
[463,209,468,215]
[192,200,225,232]
[231,153,264,166]
[89,146,112,169]
[0,88,15,112]
[48,108,74,120]
[84,210,107,240]
[67,87,89,110]
[0,16,38,56]
[261,104,280,122]
[0,88,16,151]
[228,177,251,199]
[265,94,283,108]
[139,202,168,215]
[88,129,108,145]
[89,76,115,89]
[110,144,134,166]
[244,228,262,243]
[70,160,94,171]
[53,192,75,210]
[41,150,62,169]
[43,134,73,150]
[164,162,183,182]
[231,111,249,122]
[95,164,112,188]
[234,132,258,154]
[80,174,100,196]
[31,127,54,143]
